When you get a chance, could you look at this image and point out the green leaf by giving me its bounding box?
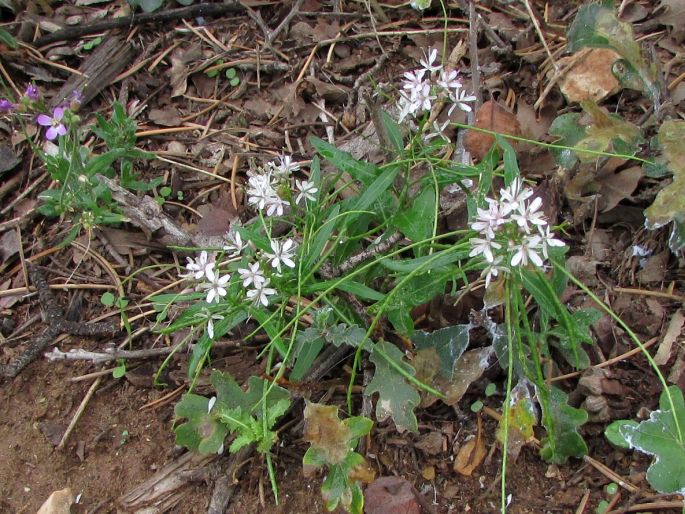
[290,329,325,381]
[348,165,399,219]
[413,324,471,380]
[310,137,379,185]
[612,386,685,494]
[0,27,18,48]
[387,305,414,337]
[548,113,587,169]
[174,394,228,454]
[645,120,685,252]
[567,3,659,103]
[380,247,467,272]
[335,280,385,301]
[112,360,126,378]
[304,203,340,270]
[539,386,588,464]
[394,186,436,242]
[497,135,520,186]
[324,323,366,348]
[366,340,420,432]
[379,109,404,156]
[101,292,115,306]
[605,419,639,449]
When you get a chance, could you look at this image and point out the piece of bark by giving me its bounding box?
[118,451,216,512]
[49,35,135,110]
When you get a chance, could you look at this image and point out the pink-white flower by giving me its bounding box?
[223,229,245,256]
[538,225,565,258]
[437,69,462,91]
[36,107,68,140]
[510,235,544,268]
[295,179,318,205]
[183,251,214,280]
[202,268,231,303]
[238,261,266,288]
[420,48,441,73]
[469,237,502,263]
[246,279,277,307]
[471,204,507,239]
[246,173,277,211]
[448,88,477,114]
[275,154,300,177]
[265,238,296,272]
[511,197,547,233]
[500,178,533,215]
[482,256,504,289]
[424,119,451,143]
[265,194,288,217]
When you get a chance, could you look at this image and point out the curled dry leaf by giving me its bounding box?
[454,415,486,476]
[464,100,521,161]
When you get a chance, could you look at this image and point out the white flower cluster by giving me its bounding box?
[469,178,565,288]
[397,48,477,123]
[246,154,317,217]
[181,226,299,338]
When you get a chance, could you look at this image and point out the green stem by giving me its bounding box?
[553,262,683,445]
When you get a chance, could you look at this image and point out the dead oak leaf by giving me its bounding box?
[465,100,521,161]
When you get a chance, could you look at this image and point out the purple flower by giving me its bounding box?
[0,98,14,113]
[69,90,83,108]
[36,107,68,140]
[24,84,40,101]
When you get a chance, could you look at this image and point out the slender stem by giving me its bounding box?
[554,262,683,444]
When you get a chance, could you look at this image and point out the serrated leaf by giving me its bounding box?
[614,386,685,494]
[413,324,471,380]
[366,340,420,432]
[394,186,436,242]
[645,120,685,252]
[325,323,367,348]
[576,101,642,162]
[304,402,358,464]
[539,386,588,464]
[174,394,227,454]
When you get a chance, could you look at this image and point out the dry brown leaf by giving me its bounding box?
[655,309,684,365]
[414,431,445,455]
[656,0,685,40]
[465,100,521,161]
[565,158,642,214]
[454,417,486,476]
[364,476,420,514]
[148,108,181,127]
[302,402,351,465]
[169,44,202,98]
[36,488,74,514]
[637,250,669,284]
[557,48,622,103]
[0,230,20,262]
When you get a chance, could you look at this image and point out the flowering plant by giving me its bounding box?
[1,86,155,243]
